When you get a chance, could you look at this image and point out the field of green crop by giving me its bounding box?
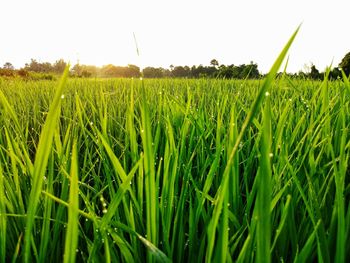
[0,33,349,263]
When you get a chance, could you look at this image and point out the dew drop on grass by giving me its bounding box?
[265,91,270,97]
[61,94,65,99]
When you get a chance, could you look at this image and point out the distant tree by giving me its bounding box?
[143,67,164,78]
[172,66,190,78]
[162,68,171,77]
[309,64,322,80]
[53,59,67,74]
[329,67,341,80]
[71,63,83,76]
[190,65,202,78]
[42,62,53,73]
[3,62,14,70]
[297,70,307,79]
[71,64,99,77]
[339,51,350,76]
[81,70,92,78]
[99,64,140,78]
[210,59,219,68]
[217,65,233,79]
[232,64,243,78]
[241,62,260,79]
[101,64,118,77]
[25,59,53,73]
[125,64,141,78]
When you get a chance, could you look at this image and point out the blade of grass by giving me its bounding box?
[256,94,272,263]
[206,25,300,261]
[63,140,80,263]
[0,166,6,263]
[24,66,69,262]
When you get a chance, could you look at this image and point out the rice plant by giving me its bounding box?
[0,28,349,263]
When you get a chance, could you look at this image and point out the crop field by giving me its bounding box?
[0,37,349,262]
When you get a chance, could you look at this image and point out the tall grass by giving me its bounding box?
[0,30,349,262]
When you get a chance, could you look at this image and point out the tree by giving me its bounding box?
[329,67,341,80]
[143,67,164,78]
[24,59,53,73]
[172,66,190,78]
[101,64,121,77]
[3,62,14,70]
[125,64,141,78]
[309,64,322,80]
[53,59,67,74]
[71,63,83,76]
[241,62,260,79]
[210,59,219,68]
[217,65,233,79]
[339,51,350,76]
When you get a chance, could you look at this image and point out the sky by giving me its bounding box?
[0,0,349,73]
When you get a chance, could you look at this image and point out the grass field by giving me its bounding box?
[0,35,349,262]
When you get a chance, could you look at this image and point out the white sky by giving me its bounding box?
[0,0,349,73]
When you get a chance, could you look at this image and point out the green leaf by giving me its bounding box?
[24,66,69,263]
[63,141,80,263]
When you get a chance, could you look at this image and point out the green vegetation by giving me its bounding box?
[0,30,349,262]
[3,51,350,80]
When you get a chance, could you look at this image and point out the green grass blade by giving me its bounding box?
[206,25,300,262]
[271,194,291,252]
[294,220,321,263]
[137,234,171,263]
[224,25,300,172]
[0,166,6,263]
[100,158,142,229]
[341,69,350,96]
[63,140,80,263]
[24,66,69,262]
[256,94,272,263]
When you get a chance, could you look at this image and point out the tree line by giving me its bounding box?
[69,59,261,79]
[1,52,350,80]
